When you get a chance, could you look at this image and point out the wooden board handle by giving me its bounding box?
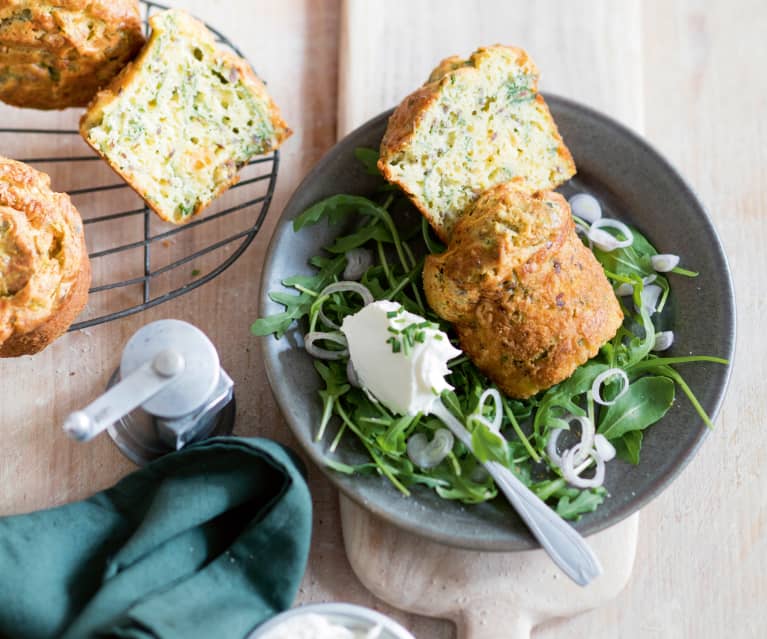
[340,495,639,637]
[457,605,533,639]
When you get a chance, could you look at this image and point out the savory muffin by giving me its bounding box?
[0,156,90,357]
[379,45,575,240]
[0,0,144,110]
[423,183,622,398]
[80,9,292,225]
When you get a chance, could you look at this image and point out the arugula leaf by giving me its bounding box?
[501,395,540,462]
[556,488,606,520]
[531,477,570,501]
[251,254,346,338]
[249,312,293,338]
[629,226,659,259]
[268,291,303,306]
[354,147,381,175]
[613,430,643,464]
[323,458,378,474]
[360,266,389,299]
[326,222,392,253]
[422,217,445,255]
[346,389,388,431]
[598,376,675,440]
[441,389,465,420]
[529,477,606,520]
[309,255,334,268]
[376,413,417,456]
[671,265,699,277]
[624,307,656,368]
[470,422,508,465]
[436,472,498,503]
[315,360,350,441]
[590,224,657,279]
[534,362,607,436]
[293,194,388,231]
[649,364,715,429]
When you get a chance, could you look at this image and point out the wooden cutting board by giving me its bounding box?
[336,1,643,636]
[341,499,638,639]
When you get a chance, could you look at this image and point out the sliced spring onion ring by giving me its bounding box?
[618,274,657,297]
[615,282,634,296]
[467,389,504,439]
[589,218,634,251]
[561,444,606,488]
[651,254,680,273]
[407,429,455,469]
[594,434,616,462]
[477,388,503,432]
[343,247,374,280]
[317,309,340,330]
[546,428,566,465]
[653,330,675,351]
[319,281,374,305]
[469,414,499,436]
[637,283,663,314]
[570,415,595,465]
[304,331,348,360]
[316,281,375,329]
[546,415,595,467]
[569,193,602,224]
[588,227,622,252]
[592,367,629,406]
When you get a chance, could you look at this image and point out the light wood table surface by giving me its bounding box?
[0,1,762,637]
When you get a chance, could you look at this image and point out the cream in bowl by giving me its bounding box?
[248,603,415,639]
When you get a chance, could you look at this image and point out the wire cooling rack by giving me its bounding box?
[0,1,279,331]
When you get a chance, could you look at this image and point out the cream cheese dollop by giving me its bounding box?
[341,300,461,415]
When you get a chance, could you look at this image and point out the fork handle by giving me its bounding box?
[431,400,602,586]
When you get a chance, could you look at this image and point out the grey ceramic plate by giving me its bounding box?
[260,96,735,551]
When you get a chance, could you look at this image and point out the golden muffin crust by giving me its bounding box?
[80,8,292,225]
[379,45,576,241]
[423,183,622,398]
[0,156,90,357]
[0,0,144,110]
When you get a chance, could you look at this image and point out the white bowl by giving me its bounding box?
[247,603,416,639]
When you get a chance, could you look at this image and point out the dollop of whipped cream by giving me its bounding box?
[341,300,461,415]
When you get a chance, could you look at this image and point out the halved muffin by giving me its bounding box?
[379,45,575,240]
[0,157,90,357]
[80,9,291,224]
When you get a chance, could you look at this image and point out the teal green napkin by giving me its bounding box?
[0,437,312,639]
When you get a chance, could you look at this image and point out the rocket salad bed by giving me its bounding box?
[254,149,727,521]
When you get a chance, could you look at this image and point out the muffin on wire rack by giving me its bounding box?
[0,0,144,110]
[0,157,90,357]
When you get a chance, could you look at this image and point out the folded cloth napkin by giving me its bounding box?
[0,437,312,639]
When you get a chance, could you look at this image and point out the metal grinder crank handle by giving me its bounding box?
[63,349,185,442]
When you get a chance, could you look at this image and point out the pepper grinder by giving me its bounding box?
[63,319,235,465]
